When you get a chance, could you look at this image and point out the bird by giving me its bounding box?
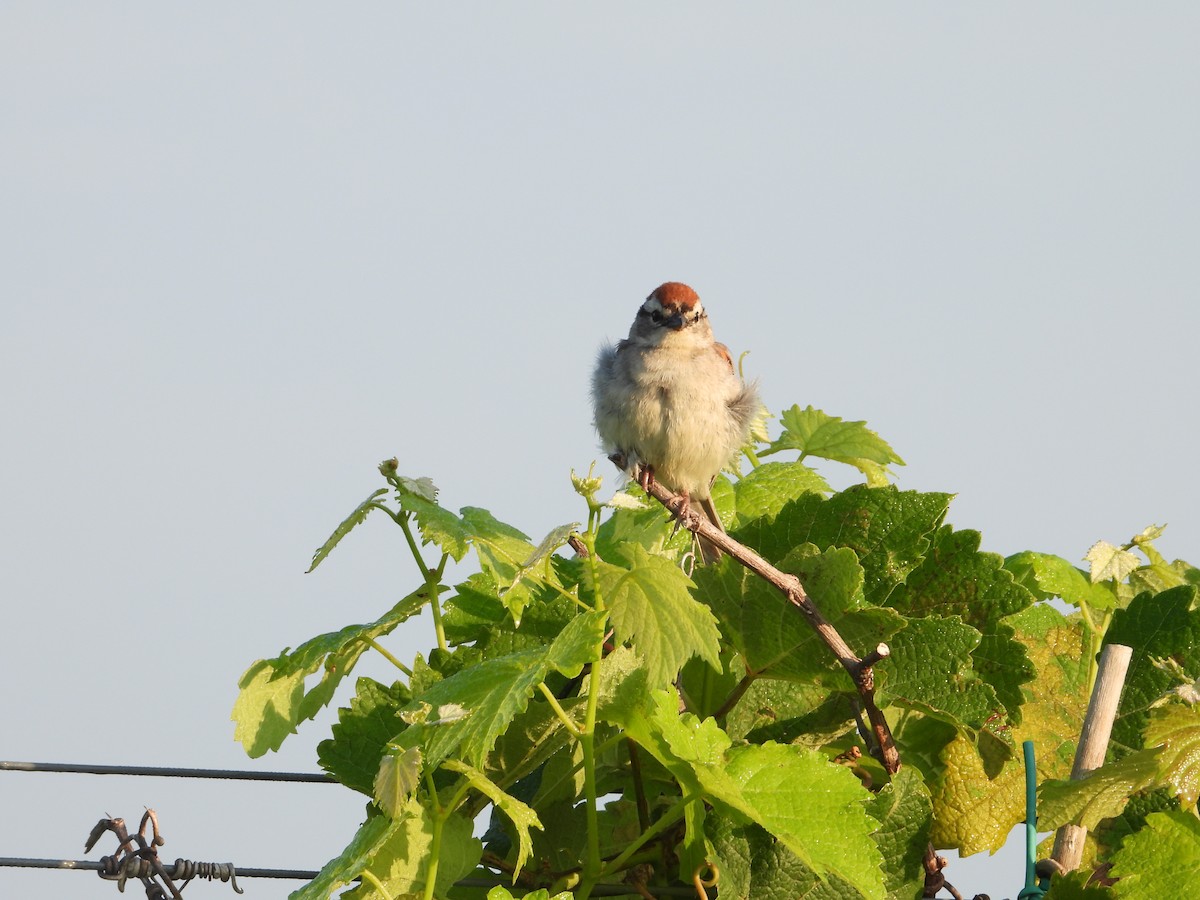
[591,282,761,563]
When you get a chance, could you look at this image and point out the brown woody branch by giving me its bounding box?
[636,474,901,774]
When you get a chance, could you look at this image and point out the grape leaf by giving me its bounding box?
[732,460,831,527]
[879,616,1002,731]
[733,486,951,605]
[1005,551,1116,611]
[695,547,903,686]
[373,745,422,818]
[482,888,574,900]
[341,799,480,900]
[888,526,1036,720]
[233,588,433,757]
[1084,540,1140,585]
[396,610,606,768]
[290,812,394,900]
[891,527,1033,626]
[1042,869,1116,899]
[442,759,543,879]
[926,605,1091,855]
[973,623,1036,723]
[709,811,856,900]
[1108,810,1200,899]
[927,731,1026,855]
[319,678,412,795]
[617,690,885,899]
[766,405,905,479]
[392,481,473,562]
[1144,702,1200,810]
[591,544,721,690]
[1105,586,1200,752]
[1037,749,1160,831]
[865,768,933,900]
[307,488,389,573]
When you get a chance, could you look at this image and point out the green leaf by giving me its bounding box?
[484,888,574,900]
[733,486,951,605]
[879,616,1002,732]
[290,812,394,900]
[1131,523,1167,546]
[1005,550,1116,610]
[442,570,579,657]
[1084,540,1140,584]
[1041,869,1116,899]
[390,474,473,562]
[485,695,582,795]
[1008,604,1092,761]
[695,547,903,686]
[1129,556,1200,596]
[891,527,1033,627]
[595,489,693,562]
[865,768,933,900]
[1090,787,1181,859]
[457,507,546,622]
[617,690,885,899]
[927,731,1029,855]
[767,405,905,481]
[591,545,721,690]
[397,610,606,768]
[497,522,579,625]
[233,588,434,757]
[727,678,857,748]
[319,678,412,795]
[709,812,855,900]
[442,759,543,879]
[1105,586,1200,752]
[1144,702,1200,810]
[1037,749,1160,831]
[1108,810,1200,899]
[461,507,535,577]
[341,799,480,900]
[888,527,1035,720]
[732,461,831,527]
[231,660,305,760]
[373,745,423,817]
[972,623,1035,724]
[307,488,389,573]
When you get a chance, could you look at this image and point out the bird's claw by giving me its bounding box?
[637,464,656,493]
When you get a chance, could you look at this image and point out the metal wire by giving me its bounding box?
[0,859,708,896]
[3,765,712,897]
[0,759,334,783]
[0,857,316,880]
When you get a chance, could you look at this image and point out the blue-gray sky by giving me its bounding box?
[3,5,1198,897]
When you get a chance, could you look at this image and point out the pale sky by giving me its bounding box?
[2,5,1198,898]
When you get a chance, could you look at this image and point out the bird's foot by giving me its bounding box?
[637,464,656,493]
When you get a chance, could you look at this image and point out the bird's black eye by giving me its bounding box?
[650,310,664,323]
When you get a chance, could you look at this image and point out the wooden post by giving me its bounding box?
[1050,643,1133,872]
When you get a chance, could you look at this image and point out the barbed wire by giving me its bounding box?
[0,857,706,897]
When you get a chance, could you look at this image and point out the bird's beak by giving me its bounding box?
[664,313,685,330]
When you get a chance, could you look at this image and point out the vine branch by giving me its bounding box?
[628,465,901,774]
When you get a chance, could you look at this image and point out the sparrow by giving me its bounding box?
[591,282,761,562]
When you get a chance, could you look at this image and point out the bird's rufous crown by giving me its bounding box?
[647,282,701,311]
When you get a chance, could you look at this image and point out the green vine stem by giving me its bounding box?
[575,527,607,900]
[537,682,582,739]
[365,637,413,677]
[360,869,396,900]
[597,792,698,881]
[422,770,445,900]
